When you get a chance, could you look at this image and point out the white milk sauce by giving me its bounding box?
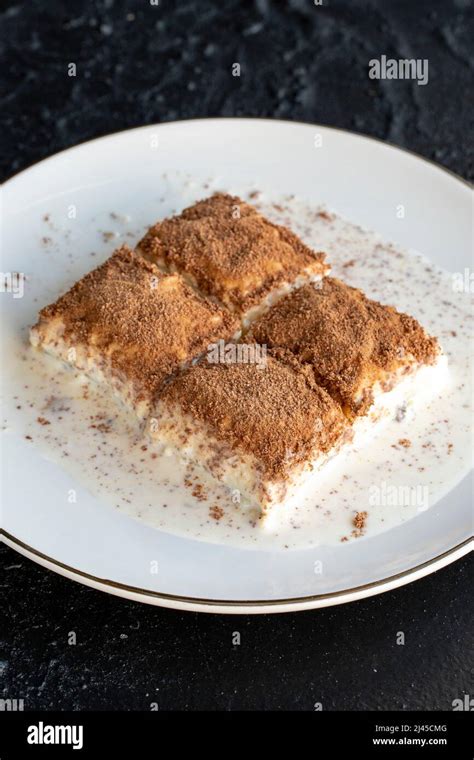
[3,193,472,549]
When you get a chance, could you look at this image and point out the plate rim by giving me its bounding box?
[2,530,472,614]
[2,117,472,613]
[2,117,471,190]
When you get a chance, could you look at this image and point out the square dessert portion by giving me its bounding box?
[30,245,239,420]
[138,192,329,325]
[150,350,349,514]
[247,277,441,421]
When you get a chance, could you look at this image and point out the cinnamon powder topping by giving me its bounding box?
[353,511,368,531]
[160,350,348,479]
[33,246,238,401]
[248,277,439,419]
[138,193,328,313]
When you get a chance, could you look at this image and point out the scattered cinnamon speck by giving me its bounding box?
[353,511,367,530]
[351,511,368,538]
[90,421,112,433]
[317,210,334,221]
[209,505,224,521]
[191,483,207,501]
[37,416,50,426]
[398,438,411,448]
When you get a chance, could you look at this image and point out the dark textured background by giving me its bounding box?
[1,0,473,711]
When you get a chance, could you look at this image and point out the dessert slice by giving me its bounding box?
[150,350,349,513]
[30,246,239,420]
[138,193,329,325]
[247,277,442,421]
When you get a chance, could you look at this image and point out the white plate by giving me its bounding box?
[1,118,472,613]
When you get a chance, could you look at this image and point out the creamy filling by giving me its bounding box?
[30,323,151,421]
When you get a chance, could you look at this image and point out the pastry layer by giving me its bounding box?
[138,193,329,323]
[247,277,441,420]
[149,351,349,512]
[30,245,239,419]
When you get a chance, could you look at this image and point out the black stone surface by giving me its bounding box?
[1,0,473,711]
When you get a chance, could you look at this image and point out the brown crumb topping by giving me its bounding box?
[209,505,224,521]
[248,277,440,419]
[353,511,368,531]
[159,350,348,480]
[33,246,238,402]
[398,438,411,448]
[138,193,328,313]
